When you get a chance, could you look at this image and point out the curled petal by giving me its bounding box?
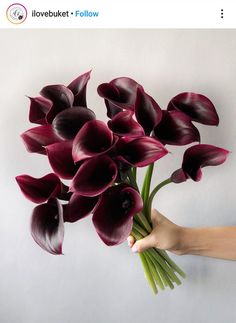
[153,110,200,146]
[167,92,219,125]
[182,144,229,181]
[40,85,74,123]
[92,184,143,246]
[28,96,52,125]
[117,136,168,167]
[31,198,64,255]
[72,120,114,162]
[21,125,63,154]
[70,155,118,197]
[98,77,142,111]
[67,70,91,107]
[105,100,123,118]
[135,88,162,134]
[15,173,61,203]
[52,107,96,140]
[108,110,144,137]
[171,168,188,184]
[46,141,78,179]
[64,193,99,223]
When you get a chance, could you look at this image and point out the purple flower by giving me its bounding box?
[135,87,162,135]
[153,110,200,146]
[117,136,168,167]
[92,184,143,246]
[67,70,91,107]
[70,155,118,196]
[15,173,62,203]
[28,96,52,125]
[72,120,117,163]
[52,107,96,140]
[108,110,145,137]
[171,144,229,183]
[97,77,142,117]
[31,198,64,255]
[167,92,219,126]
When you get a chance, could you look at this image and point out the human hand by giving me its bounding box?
[128,209,184,254]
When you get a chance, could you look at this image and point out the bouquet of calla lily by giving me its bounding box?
[16,71,229,294]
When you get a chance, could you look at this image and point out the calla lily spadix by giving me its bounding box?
[16,70,229,295]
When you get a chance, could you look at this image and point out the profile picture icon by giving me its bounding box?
[6,3,27,24]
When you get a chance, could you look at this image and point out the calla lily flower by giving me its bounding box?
[171,144,229,183]
[67,70,91,107]
[46,141,78,179]
[167,92,219,126]
[72,120,117,162]
[64,193,99,223]
[21,125,63,155]
[92,184,143,246]
[28,96,52,125]
[15,173,62,203]
[31,198,64,255]
[40,85,74,123]
[108,110,145,137]
[153,110,200,146]
[70,155,118,196]
[117,136,168,167]
[135,87,162,135]
[52,107,96,140]
[97,77,142,117]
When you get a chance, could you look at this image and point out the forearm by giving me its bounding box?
[179,226,236,260]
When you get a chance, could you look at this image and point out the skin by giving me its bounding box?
[128,209,236,261]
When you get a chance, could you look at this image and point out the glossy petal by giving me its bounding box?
[108,110,144,137]
[52,107,96,140]
[70,155,118,197]
[181,144,229,181]
[21,125,63,154]
[72,120,114,162]
[135,88,162,134]
[92,184,143,246]
[167,92,219,125]
[40,85,74,123]
[171,168,188,183]
[46,141,78,179]
[28,96,52,125]
[98,77,142,112]
[105,100,123,118]
[15,173,61,203]
[153,110,200,146]
[117,136,168,167]
[31,198,64,255]
[67,70,91,107]
[64,193,99,223]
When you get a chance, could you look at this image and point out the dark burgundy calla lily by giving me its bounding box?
[108,110,144,137]
[117,136,168,167]
[70,155,118,196]
[167,92,219,126]
[31,198,64,255]
[135,87,162,134]
[28,96,52,125]
[40,85,74,123]
[64,193,99,223]
[52,106,96,140]
[97,77,142,117]
[72,120,116,162]
[171,144,229,183]
[92,184,143,246]
[153,110,200,146]
[46,141,78,179]
[15,173,62,203]
[21,125,63,155]
[67,70,91,107]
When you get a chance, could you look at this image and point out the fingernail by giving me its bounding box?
[132,245,138,253]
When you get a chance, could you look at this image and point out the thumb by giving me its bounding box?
[131,234,155,253]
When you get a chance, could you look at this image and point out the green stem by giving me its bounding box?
[127,170,139,191]
[157,249,186,278]
[132,167,137,181]
[139,253,158,294]
[144,252,164,290]
[147,178,172,219]
[143,164,154,204]
[135,212,152,232]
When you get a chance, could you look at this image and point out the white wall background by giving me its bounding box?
[0,29,236,323]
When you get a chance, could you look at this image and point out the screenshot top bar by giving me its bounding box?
[1,0,236,28]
